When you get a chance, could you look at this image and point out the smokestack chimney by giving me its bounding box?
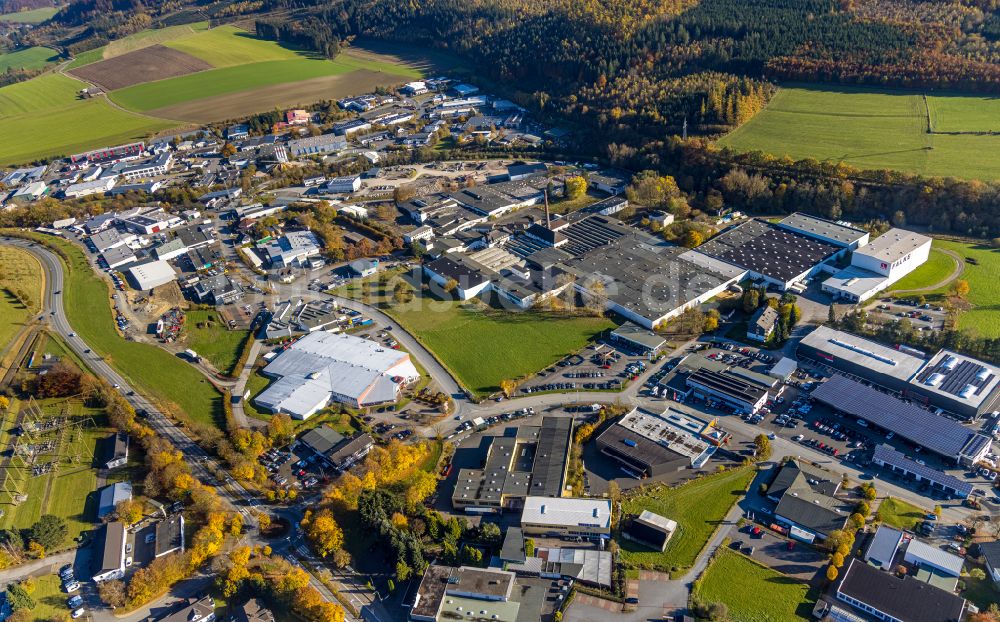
[544,189,551,228]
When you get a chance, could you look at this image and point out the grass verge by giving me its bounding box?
[692,548,816,621]
[5,232,224,429]
[876,496,928,531]
[620,467,755,577]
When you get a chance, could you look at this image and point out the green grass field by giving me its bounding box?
[388,301,613,396]
[888,245,958,292]
[892,239,1000,336]
[718,85,1000,181]
[335,273,613,396]
[0,73,171,165]
[876,496,928,530]
[620,468,755,576]
[0,6,57,23]
[693,549,815,621]
[0,398,105,543]
[0,46,59,72]
[0,97,171,165]
[184,309,249,375]
[15,233,225,429]
[164,24,301,67]
[110,57,369,112]
[927,95,1000,133]
[65,46,105,70]
[27,574,68,622]
[0,73,82,116]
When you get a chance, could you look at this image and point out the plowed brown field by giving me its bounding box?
[69,45,212,91]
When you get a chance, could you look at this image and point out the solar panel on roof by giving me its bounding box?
[873,444,973,496]
[812,375,975,458]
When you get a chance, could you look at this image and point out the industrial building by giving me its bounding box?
[595,407,714,476]
[410,566,519,622]
[776,213,869,251]
[609,322,666,354]
[693,218,841,291]
[685,368,769,414]
[504,546,614,587]
[798,326,1000,419]
[520,496,612,539]
[822,228,932,302]
[263,231,322,268]
[451,417,573,512]
[97,481,133,519]
[255,331,419,418]
[127,260,177,290]
[811,375,991,465]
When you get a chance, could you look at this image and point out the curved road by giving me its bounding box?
[3,237,260,525]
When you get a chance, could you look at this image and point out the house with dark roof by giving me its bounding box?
[155,514,185,558]
[298,426,375,471]
[156,595,215,622]
[747,305,778,343]
[767,460,849,543]
[93,521,127,582]
[232,599,275,622]
[981,540,1000,587]
[834,558,966,622]
[104,432,128,469]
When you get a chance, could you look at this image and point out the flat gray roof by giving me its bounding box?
[799,325,925,382]
[778,213,868,246]
[912,349,1000,409]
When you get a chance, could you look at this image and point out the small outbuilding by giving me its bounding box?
[625,510,677,551]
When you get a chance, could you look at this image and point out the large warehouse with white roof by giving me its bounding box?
[254,331,419,418]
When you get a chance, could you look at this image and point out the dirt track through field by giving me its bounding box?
[143,68,412,123]
[68,45,212,91]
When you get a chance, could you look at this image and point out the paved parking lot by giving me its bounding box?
[868,297,948,332]
[517,341,647,395]
[727,527,827,583]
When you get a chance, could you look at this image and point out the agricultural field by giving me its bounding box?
[14,233,225,429]
[0,6,57,23]
[184,309,249,375]
[718,85,1000,181]
[1,24,429,164]
[0,245,42,351]
[693,549,815,621]
[0,72,172,165]
[76,21,210,65]
[876,496,928,530]
[620,467,755,577]
[0,397,106,543]
[68,44,213,91]
[163,24,302,67]
[927,95,1000,133]
[0,46,59,72]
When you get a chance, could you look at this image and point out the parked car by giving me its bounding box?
[71,608,85,619]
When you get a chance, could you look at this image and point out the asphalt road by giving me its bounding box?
[1,238,386,622]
